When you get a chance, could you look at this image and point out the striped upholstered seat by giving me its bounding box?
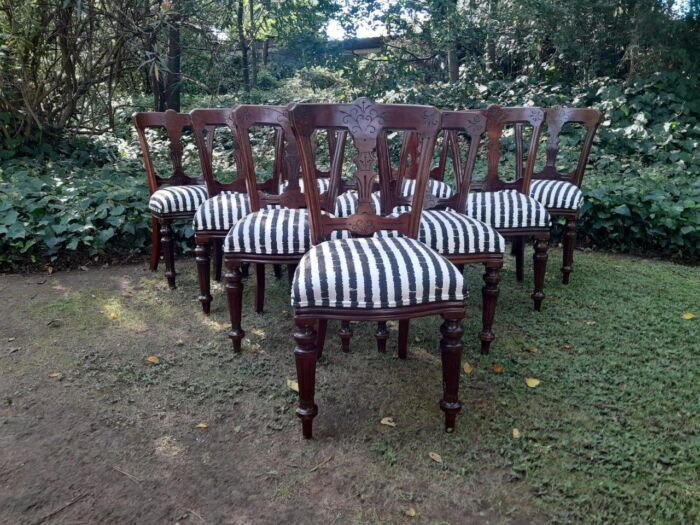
[466,190,551,229]
[148,185,208,215]
[401,179,453,199]
[333,190,382,217]
[224,208,311,255]
[193,192,251,232]
[529,180,584,210]
[279,177,331,194]
[380,209,505,255]
[292,237,465,309]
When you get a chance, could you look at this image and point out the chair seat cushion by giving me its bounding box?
[379,209,505,256]
[279,177,331,194]
[466,190,551,229]
[401,179,453,199]
[193,192,251,232]
[529,179,583,210]
[149,185,208,215]
[333,190,383,217]
[292,237,465,309]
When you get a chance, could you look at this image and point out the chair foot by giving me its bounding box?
[375,322,388,353]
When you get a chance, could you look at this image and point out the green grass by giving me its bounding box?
[2,247,699,523]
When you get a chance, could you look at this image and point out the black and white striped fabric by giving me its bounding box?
[193,192,251,232]
[279,177,331,194]
[292,237,465,309]
[224,208,312,255]
[401,179,453,199]
[529,180,584,210]
[466,190,551,229]
[379,209,505,255]
[333,190,382,217]
[148,185,208,215]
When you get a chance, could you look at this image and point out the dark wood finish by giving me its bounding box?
[391,110,504,354]
[289,98,465,438]
[133,110,203,288]
[523,107,601,284]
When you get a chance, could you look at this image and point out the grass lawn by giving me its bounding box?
[1,247,698,524]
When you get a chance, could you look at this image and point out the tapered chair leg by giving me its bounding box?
[316,319,328,357]
[255,263,265,313]
[195,241,212,314]
[294,318,319,439]
[149,217,161,271]
[398,320,409,359]
[213,239,223,282]
[225,259,245,352]
[287,264,297,285]
[479,262,501,354]
[562,217,577,285]
[532,235,549,311]
[512,237,524,282]
[160,220,176,289]
[339,321,352,353]
[439,315,464,432]
[241,263,250,278]
[273,264,283,279]
[375,322,389,353]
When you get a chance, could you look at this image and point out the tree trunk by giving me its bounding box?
[249,0,257,88]
[447,0,459,81]
[263,37,270,65]
[237,0,250,92]
[165,7,182,111]
[486,0,498,73]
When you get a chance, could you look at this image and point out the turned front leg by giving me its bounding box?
[561,217,577,284]
[255,263,265,313]
[225,259,245,352]
[149,216,161,271]
[439,315,464,432]
[195,241,212,314]
[160,220,176,289]
[512,237,525,283]
[532,235,549,311]
[397,320,409,359]
[479,262,501,354]
[294,318,319,439]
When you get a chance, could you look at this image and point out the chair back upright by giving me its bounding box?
[133,110,202,195]
[290,98,441,245]
[480,105,545,195]
[393,110,486,213]
[230,104,306,212]
[523,107,601,187]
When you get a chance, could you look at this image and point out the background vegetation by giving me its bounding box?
[1,0,699,270]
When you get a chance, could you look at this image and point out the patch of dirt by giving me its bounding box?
[0,262,546,524]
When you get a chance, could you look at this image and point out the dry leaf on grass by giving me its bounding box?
[380,417,396,427]
[462,362,474,374]
[146,355,160,364]
[682,312,696,320]
[428,452,443,464]
[195,422,209,429]
[406,507,417,517]
[525,377,541,388]
[512,428,522,439]
[493,363,504,374]
[526,347,539,354]
[48,371,62,379]
[109,313,118,320]
[286,378,299,392]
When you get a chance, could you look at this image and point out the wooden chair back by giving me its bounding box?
[133,110,202,194]
[289,98,441,244]
[230,104,305,212]
[524,107,601,187]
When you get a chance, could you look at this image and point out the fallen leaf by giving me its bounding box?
[47,266,54,275]
[48,371,62,379]
[682,312,696,320]
[380,417,397,427]
[195,422,209,429]
[47,319,63,328]
[526,347,539,354]
[512,428,522,439]
[175,339,184,346]
[146,355,160,364]
[8,347,21,354]
[525,377,541,388]
[7,337,15,342]
[109,312,118,320]
[584,320,596,325]
[79,265,89,271]
[462,362,474,374]
[493,363,504,374]
[406,507,417,517]
[561,344,573,350]
[428,452,443,464]
[286,378,299,392]
[234,425,242,433]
